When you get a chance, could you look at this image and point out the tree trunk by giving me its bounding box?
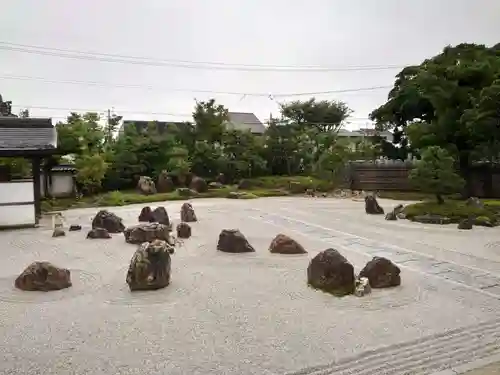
[436,194,444,205]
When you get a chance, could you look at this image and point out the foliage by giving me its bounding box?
[370,43,500,182]
[75,153,108,195]
[56,112,105,155]
[409,146,465,203]
[403,201,497,224]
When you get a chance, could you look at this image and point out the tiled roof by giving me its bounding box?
[0,117,57,150]
[226,112,266,134]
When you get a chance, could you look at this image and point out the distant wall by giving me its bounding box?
[345,160,500,198]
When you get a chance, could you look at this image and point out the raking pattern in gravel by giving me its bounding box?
[247,208,500,299]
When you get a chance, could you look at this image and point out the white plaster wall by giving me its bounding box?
[40,174,75,198]
[0,181,35,227]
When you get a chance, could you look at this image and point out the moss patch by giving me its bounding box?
[403,200,498,225]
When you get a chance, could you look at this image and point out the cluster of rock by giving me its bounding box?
[307,250,401,297]
[136,172,211,196]
[17,203,199,292]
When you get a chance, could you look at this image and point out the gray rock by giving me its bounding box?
[180,203,197,222]
[176,222,191,239]
[307,248,355,296]
[458,218,473,230]
[359,257,401,288]
[217,229,255,253]
[465,197,483,209]
[151,206,170,227]
[138,206,154,222]
[86,228,112,239]
[365,195,384,215]
[68,224,82,231]
[92,210,125,233]
[14,261,71,291]
[124,223,171,245]
[269,234,307,254]
[396,212,407,220]
[385,211,397,221]
[137,176,156,195]
[126,240,172,291]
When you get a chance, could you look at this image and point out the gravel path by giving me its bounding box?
[1,197,499,374]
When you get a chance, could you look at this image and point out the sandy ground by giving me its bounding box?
[1,197,500,375]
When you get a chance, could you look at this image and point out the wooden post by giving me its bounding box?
[32,157,42,223]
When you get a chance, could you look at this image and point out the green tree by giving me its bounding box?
[19,109,29,118]
[75,153,108,195]
[371,43,500,193]
[409,146,465,204]
[56,112,105,155]
[193,99,228,143]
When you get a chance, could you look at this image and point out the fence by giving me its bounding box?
[345,161,500,198]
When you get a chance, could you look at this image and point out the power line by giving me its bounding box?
[0,41,405,72]
[10,104,372,122]
[0,74,392,97]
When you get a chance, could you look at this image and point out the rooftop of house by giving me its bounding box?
[0,117,57,155]
[121,112,266,135]
[225,112,266,134]
[338,128,393,139]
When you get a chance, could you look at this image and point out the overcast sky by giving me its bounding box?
[1,0,499,128]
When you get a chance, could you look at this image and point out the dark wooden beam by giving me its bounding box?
[31,157,42,223]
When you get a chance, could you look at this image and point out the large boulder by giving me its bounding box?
[176,222,191,239]
[189,176,208,193]
[124,223,171,244]
[138,206,154,222]
[217,229,255,253]
[137,176,157,195]
[151,206,171,227]
[86,228,111,239]
[359,256,401,288]
[180,202,197,222]
[126,240,172,291]
[237,179,253,190]
[14,262,72,291]
[307,248,355,296]
[269,234,307,254]
[157,171,175,193]
[92,210,125,233]
[364,195,384,215]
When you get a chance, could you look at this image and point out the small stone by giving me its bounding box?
[365,195,384,215]
[458,218,473,230]
[393,204,404,215]
[14,261,71,291]
[385,211,397,221]
[208,181,224,189]
[126,240,172,291]
[269,234,307,254]
[465,197,483,209]
[305,189,316,197]
[307,248,355,296]
[396,212,407,220]
[124,223,171,244]
[354,277,371,297]
[52,228,66,237]
[68,224,82,231]
[87,228,112,239]
[217,229,255,253]
[92,210,125,233]
[180,202,197,222]
[359,256,401,288]
[177,187,196,197]
[176,222,191,239]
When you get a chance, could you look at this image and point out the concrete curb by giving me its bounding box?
[430,354,500,375]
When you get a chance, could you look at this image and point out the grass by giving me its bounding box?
[377,191,462,201]
[41,185,291,212]
[403,199,500,225]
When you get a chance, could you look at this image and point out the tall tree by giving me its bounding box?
[192,99,228,143]
[370,43,500,193]
[56,112,105,155]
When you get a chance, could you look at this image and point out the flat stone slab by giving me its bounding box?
[1,198,500,374]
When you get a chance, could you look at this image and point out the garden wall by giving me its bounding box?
[345,161,500,198]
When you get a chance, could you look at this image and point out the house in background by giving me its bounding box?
[0,117,57,228]
[337,128,393,151]
[224,112,266,135]
[119,112,266,136]
[40,164,77,198]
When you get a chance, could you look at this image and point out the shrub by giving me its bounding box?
[403,201,497,223]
